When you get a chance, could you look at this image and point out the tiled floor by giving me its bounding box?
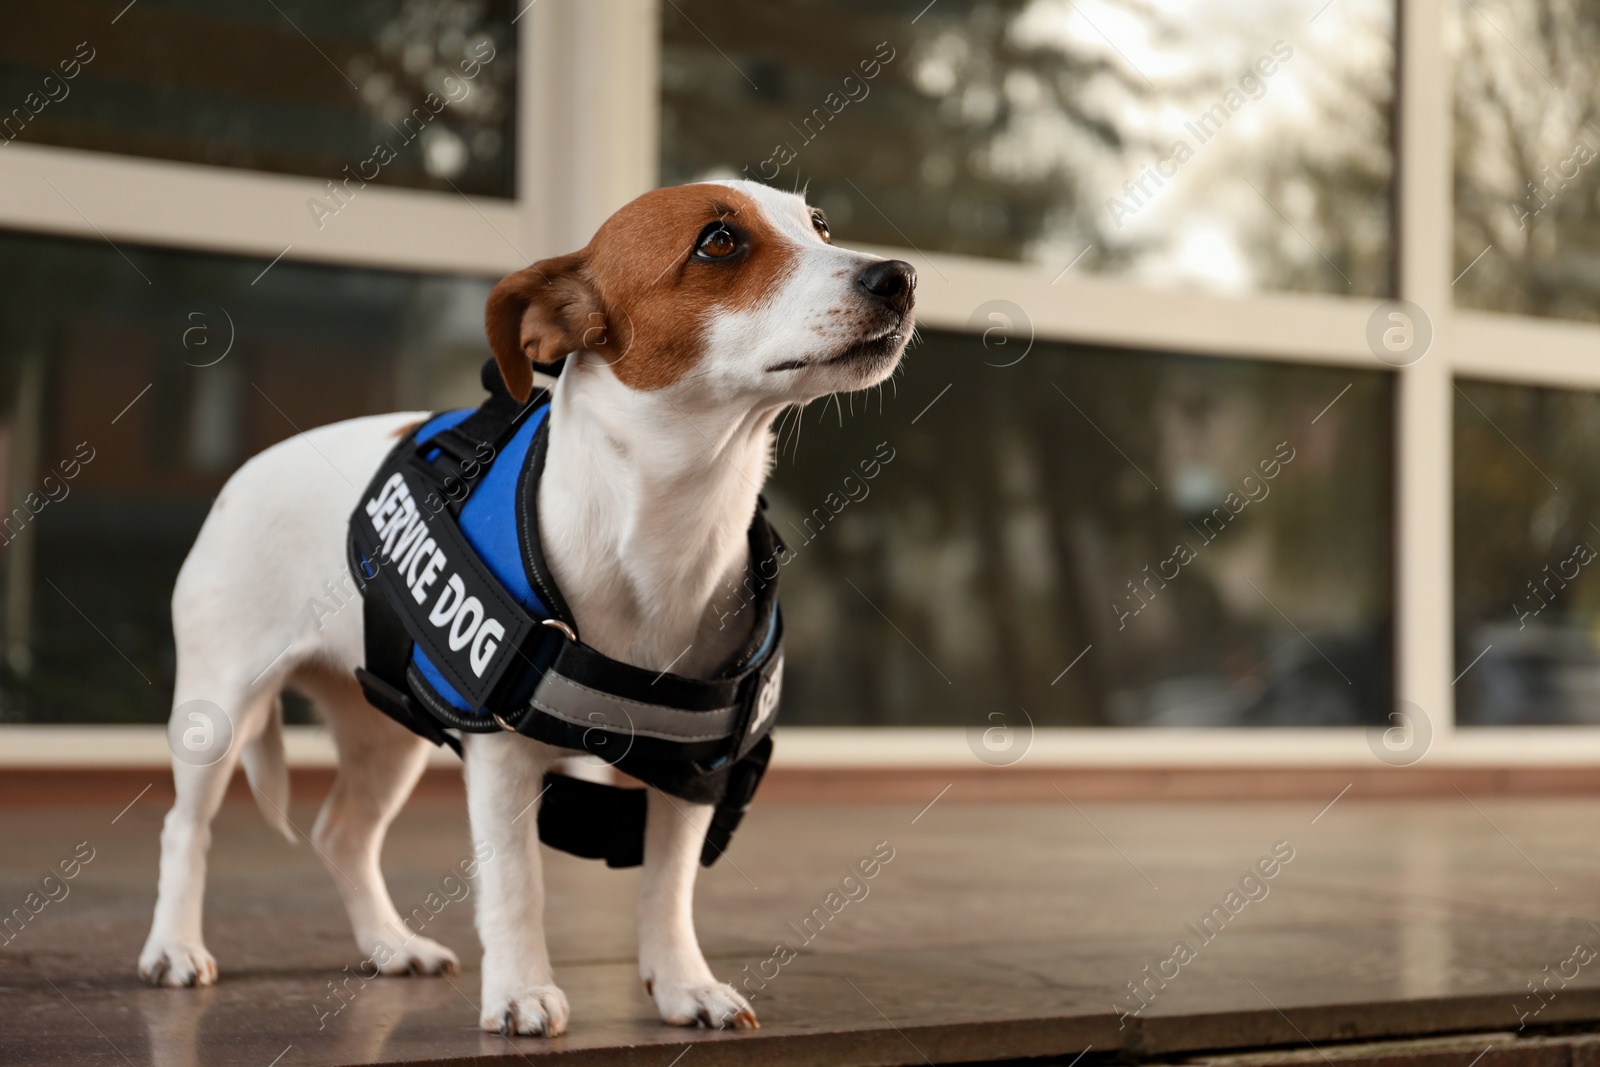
[6,776,1600,1065]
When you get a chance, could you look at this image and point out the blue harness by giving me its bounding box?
[348,362,782,868]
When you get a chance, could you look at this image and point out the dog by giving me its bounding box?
[137,179,916,1035]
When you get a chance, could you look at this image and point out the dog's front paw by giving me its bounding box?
[480,984,570,1037]
[370,934,459,977]
[651,979,759,1029]
[138,941,218,988]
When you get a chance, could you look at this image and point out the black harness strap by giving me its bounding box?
[416,359,546,513]
[537,773,648,868]
[357,593,460,755]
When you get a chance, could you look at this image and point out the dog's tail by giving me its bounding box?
[241,696,297,845]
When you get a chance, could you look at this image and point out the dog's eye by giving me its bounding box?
[811,211,830,243]
[694,222,738,260]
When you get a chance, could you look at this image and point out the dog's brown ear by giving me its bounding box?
[485,252,603,402]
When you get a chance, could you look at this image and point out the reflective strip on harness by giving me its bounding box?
[530,671,741,743]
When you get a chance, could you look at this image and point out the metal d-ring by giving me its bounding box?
[491,713,518,733]
[541,617,578,642]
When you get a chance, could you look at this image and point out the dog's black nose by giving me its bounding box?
[858,259,917,313]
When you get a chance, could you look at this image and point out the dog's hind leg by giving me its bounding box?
[638,790,758,1028]
[139,670,277,987]
[296,664,459,977]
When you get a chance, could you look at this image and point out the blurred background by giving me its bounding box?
[0,0,1597,741]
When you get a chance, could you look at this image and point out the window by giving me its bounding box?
[768,331,1393,726]
[2,0,516,197]
[0,230,493,723]
[1454,378,1600,725]
[1452,0,1600,322]
[662,0,1394,296]
[5,0,1600,758]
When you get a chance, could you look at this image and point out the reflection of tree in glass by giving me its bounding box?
[1454,0,1600,320]
[662,0,1155,267]
[1241,10,1392,297]
[662,0,1393,295]
[766,337,1391,727]
[348,0,514,186]
[0,0,515,197]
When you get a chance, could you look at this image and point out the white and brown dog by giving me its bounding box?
[138,180,916,1035]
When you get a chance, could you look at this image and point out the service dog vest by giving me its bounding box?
[347,361,782,868]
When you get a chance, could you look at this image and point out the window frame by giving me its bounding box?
[3,0,1595,766]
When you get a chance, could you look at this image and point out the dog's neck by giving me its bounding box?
[535,358,779,677]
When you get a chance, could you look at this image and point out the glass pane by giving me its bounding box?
[0,230,493,723]
[1,0,515,197]
[1455,379,1600,724]
[766,330,1394,727]
[1452,1,1600,321]
[661,0,1393,296]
